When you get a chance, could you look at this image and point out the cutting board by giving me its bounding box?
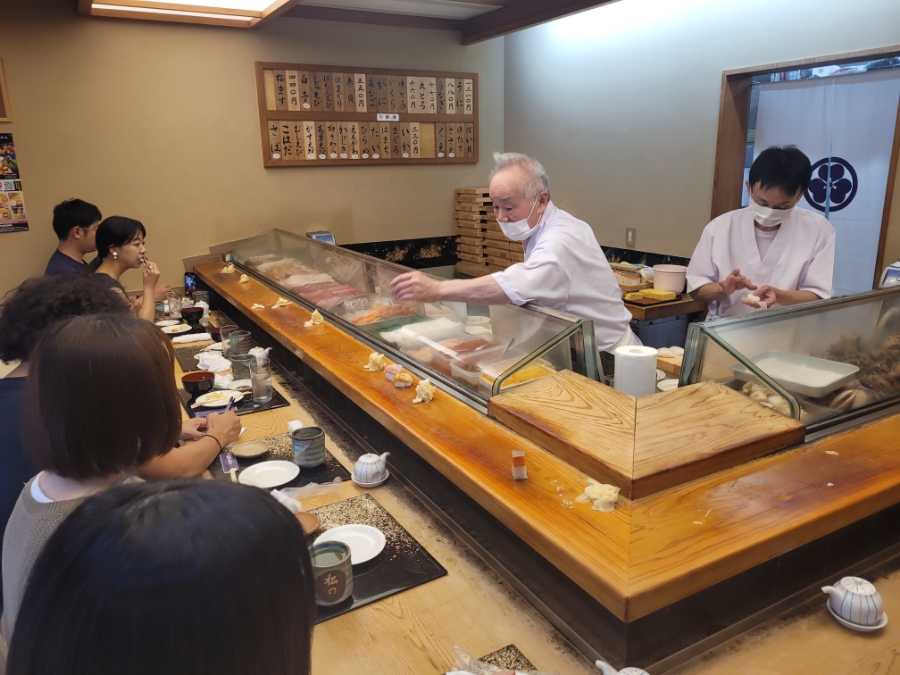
[625,293,684,307]
[488,371,805,499]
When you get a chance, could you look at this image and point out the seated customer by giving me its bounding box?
[7,482,315,675]
[0,277,129,605]
[88,216,170,322]
[43,199,101,276]
[1,314,236,639]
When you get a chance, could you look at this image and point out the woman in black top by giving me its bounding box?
[87,216,169,322]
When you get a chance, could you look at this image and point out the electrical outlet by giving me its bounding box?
[626,227,636,248]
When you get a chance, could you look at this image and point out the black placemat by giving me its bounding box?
[206,432,350,487]
[173,342,217,372]
[479,645,536,672]
[179,388,290,418]
[311,494,447,624]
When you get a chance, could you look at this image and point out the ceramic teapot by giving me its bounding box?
[595,661,648,675]
[822,576,884,626]
[353,452,390,484]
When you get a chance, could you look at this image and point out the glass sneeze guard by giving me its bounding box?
[681,286,900,432]
[230,229,598,411]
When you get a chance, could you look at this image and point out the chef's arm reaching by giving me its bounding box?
[690,268,757,304]
[390,271,511,305]
[742,286,821,308]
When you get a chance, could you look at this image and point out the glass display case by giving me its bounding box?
[230,229,598,410]
[682,286,900,432]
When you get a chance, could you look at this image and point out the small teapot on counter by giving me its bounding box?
[822,576,884,627]
[595,661,648,675]
[353,452,390,485]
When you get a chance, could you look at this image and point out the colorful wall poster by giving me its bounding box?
[0,133,28,233]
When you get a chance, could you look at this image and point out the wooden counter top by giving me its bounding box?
[625,294,706,321]
[196,262,900,623]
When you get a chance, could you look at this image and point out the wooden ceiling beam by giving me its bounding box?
[281,5,463,31]
[461,0,616,45]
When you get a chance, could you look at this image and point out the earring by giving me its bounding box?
[112,251,118,260]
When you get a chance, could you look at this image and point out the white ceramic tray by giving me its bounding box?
[731,350,859,398]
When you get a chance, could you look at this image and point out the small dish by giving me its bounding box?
[351,470,389,489]
[314,524,386,565]
[155,319,181,327]
[194,390,245,408]
[238,460,300,488]
[231,440,269,459]
[827,602,888,632]
[205,342,224,351]
[163,324,192,335]
[295,511,320,536]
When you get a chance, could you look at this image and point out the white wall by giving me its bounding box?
[503,0,900,258]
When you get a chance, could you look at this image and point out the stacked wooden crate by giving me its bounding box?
[454,188,524,277]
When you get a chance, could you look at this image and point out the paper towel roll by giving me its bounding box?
[614,346,659,397]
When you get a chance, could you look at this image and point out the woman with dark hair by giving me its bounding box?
[0,314,238,641]
[6,481,315,675]
[87,215,170,322]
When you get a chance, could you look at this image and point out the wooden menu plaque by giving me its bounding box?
[256,62,479,168]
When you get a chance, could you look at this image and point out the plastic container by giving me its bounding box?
[653,264,687,293]
[450,360,483,388]
[731,350,859,398]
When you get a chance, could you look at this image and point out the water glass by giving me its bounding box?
[219,324,238,358]
[166,290,182,318]
[229,330,252,357]
[250,357,273,403]
[192,290,210,305]
[230,354,253,381]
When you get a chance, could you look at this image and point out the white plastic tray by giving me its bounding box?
[731,350,859,398]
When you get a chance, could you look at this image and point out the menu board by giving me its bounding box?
[256,62,478,168]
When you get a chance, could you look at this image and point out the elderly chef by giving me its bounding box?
[390,152,638,351]
[687,146,836,320]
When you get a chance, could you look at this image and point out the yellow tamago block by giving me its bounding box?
[641,288,676,301]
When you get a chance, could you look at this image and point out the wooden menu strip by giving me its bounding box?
[263,112,475,123]
[195,263,633,616]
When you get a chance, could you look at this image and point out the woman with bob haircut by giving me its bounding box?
[87,215,170,322]
[6,481,316,675]
[2,314,191,641]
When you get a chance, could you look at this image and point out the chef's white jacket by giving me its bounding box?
[686,206,836,320]
[492,202,635,351]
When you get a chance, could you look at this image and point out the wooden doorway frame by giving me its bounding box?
[710,45,900,289]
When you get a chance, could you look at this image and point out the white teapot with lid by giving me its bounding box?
[353,452,390,485]
[595,661,648,675]
[822,576,885,627]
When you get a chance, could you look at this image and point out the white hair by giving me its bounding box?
[490,152,550,200]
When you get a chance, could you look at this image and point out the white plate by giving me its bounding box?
[238,460,299,488]
[206,342,224,351]
[314,524,386,565]
[162,324,192,334]
[351,470,389,488]
[827,602,888,632]
[155,319,181,327]
[195,390,245,408]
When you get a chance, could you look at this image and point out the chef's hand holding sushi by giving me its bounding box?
[391,152,638,351]
[686,146,836,320]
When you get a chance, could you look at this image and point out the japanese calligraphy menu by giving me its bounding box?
[256,62,477,167]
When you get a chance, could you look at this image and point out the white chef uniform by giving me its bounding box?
[686,206,836,321]
[492,201,636,351]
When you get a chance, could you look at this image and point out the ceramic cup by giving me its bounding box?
[291,427,326,468]
[310,541,353,606]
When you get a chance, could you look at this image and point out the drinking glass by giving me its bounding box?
[166,290,182,318]
[229,354,253,381]
[229,330,252,357]
[219,324,238,358]
[250,357,274,403]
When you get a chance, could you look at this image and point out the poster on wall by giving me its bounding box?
[0,133,28,234]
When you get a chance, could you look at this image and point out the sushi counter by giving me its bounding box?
[193,240,900,670]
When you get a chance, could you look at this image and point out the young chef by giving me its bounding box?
[390,152,637,351]
[43,199,102,276]
[687,146,836,320]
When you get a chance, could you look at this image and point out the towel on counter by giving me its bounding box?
[195,352,231,371]
[172,333,211,344]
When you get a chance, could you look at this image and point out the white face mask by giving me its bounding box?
[498,197,540,241]
[749,199,793,228]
